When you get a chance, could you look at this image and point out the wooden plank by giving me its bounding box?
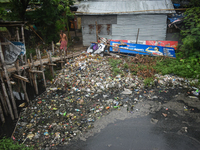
[28,70,43,73]
[6,52,82,73]
[0,42,18,119]
[45,63,57,66]
[1,42,11,45]
[12,74,30,83]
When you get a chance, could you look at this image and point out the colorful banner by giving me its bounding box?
[146,41,178,50]
[110,41,176,58]
[110,40,178,49]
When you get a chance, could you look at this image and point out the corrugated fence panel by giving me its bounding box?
[81,15,117,25]
[82,24,112,35]
[82,33,96,46]
[112,14,167,41]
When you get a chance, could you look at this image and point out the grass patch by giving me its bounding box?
[108,58,122,76]
[0,137,33,150]
[144,77,154,87]
[154,53,200,80]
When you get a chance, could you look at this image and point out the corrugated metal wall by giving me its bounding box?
[81,14,167,46]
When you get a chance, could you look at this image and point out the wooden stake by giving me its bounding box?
[95,21,98,42]
[21,25,27,64]
[0,72,14,120]
[48,52,54,77]
[21,25,25,44]
[27,59,33,86]
[0,102,5,123]
[16,27,20,42]
[0,91,8,116]
[35,48,39,60]
[64,47,66,63]
[38,50,46,88]
[15,60,29,103]
[60,49,63,68]
[136,28,140,44]
[52,41,54,55]
[0,42,18,118]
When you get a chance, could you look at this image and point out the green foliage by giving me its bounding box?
[189,0,200,7]
[0,137,33,150]
[123,63,129,69]
[144,77,154,87]
[44,69,55,81]
[180,7,200,57]
[0,6,7,20]
[26,48,36,60]
[108,58,122,76]
[154,52,200,79]
[109,58,122,68]
[8,0,31,21]
[4,0,75,44]
[113,68,122,76]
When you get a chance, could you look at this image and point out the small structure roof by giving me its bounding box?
[76,0,175,15]
[0,21,27,27]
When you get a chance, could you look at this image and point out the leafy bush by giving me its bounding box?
[0,137,33,150]
[108,58,122,76]
[180,7,200,57]
[154,52,200,80]
[144,77,154,87]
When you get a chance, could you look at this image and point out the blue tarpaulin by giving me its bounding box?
[11,42,26,55]
[110,41,176,58]
[168,13,184,23]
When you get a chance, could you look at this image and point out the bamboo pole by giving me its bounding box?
[0,72,14,120]
[15,60,29,103]
[38,50,46,88]
[0,102,5,123]
[0,91,8,116]
[0,42,18,118]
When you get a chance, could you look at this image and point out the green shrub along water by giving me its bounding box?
[0,137,33,150]
[154,52,200,80]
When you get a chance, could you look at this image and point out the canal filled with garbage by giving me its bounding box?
[1,52,200,150]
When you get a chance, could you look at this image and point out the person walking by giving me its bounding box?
[59,30,68,55]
